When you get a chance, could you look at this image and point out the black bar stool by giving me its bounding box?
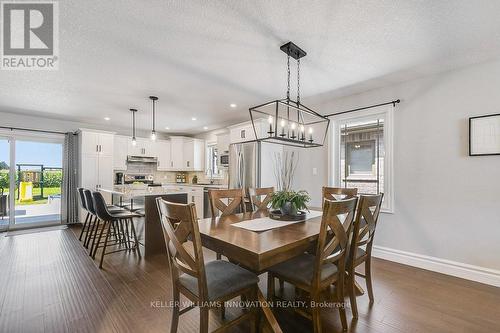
[92,191,142,269]
[77,188,90,241]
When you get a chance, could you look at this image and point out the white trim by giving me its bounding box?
[372,245,500,288]
[328,105,394,212]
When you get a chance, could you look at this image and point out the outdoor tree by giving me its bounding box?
[0,161,9,170]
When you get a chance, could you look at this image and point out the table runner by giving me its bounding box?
[231,210,323,232]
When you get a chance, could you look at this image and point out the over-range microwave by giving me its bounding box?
[219,154,229,167]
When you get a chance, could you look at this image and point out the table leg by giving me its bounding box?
[257,289,283,333]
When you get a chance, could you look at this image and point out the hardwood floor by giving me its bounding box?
[0,225,499,333]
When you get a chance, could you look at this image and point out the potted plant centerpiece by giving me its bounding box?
[270,151,311,219]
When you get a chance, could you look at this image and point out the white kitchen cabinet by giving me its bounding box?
[182,186,203,218]
[170,136,205,171]
[216,133,230,154]
[78,130,115,191]
[228,120,265,144]
[127,137,155,156]
[113,135,128,170]
[156,140,171,171]
[170,137,184,170]
[183,138,204,171]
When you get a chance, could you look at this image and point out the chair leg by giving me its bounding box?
[200,307,209,333]
[123,219,131,250]
[250,286,259,333]
[311,293,322,333]
[216,252,222,260]
[337,274,348,332]
[349,267,359,318]
[220,302,225,319]
[78,212,89,241]
[99,221,112,269]
[84,216,96,248]
[170,283,180,333]
[365,257,374,303]
[267,272,275,301]
[91,219,105,259]
[129,218,141,257]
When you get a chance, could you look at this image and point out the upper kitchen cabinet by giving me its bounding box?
[80,130,114,157]
[78,129,114,191]
[228,120,265,144]
[127,137,155,156]
[113,135,128,170]
[155,140,172,171]
[216,132,230,154]
[170,136,205,171]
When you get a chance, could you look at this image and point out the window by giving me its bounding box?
[205,142,222,178]
[331,106,394,212]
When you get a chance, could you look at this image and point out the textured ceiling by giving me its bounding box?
[1,0,500,134]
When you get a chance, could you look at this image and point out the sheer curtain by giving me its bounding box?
[61,133,79,224]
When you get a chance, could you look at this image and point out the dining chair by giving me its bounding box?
[248,187,274,211]
[156,198,259,333]
[267,197,358,332]
[322,186,358,201]
[208,188,246,260]
[208,188,246,217]
[346,193,383,318]
[92,191,142,268]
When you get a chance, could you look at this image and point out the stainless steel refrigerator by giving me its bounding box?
[228,141,283,190]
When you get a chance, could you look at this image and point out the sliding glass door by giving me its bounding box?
[0,134,63,230]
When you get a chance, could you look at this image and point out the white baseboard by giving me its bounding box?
[372,245,500,288]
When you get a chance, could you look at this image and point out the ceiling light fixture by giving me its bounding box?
[203,126,208,130]
[249,41,329,148]
[165,126,170,130]
[230,104,237,108]
[149,96,158,141]
[130,108,138,146]
[104,117,110,121]
[191,117,197,121]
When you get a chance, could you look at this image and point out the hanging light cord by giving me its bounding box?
[297,57,300,106]
[152,99,156,133]
[286,52,291,102]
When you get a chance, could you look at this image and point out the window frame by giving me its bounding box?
[328,105,394,213]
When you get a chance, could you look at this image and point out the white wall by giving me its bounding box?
[294,58,500,272]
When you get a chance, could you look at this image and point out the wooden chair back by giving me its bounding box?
[156,198,208,300]
[350,194,384,254]
[248,187,274,211]
[208,188,246,217]
[322,187,358,201]
[313,197,358,288]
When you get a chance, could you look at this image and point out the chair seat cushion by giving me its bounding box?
[179,260,259,300]
[268,253,338,286]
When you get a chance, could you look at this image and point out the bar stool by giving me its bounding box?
[92,191,142,269]
[77,188,90,241]
[83,189,124,254]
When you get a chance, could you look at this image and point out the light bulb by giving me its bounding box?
[291,123,296,130]
[308,127,313,134]
[280,119,286,127]
[132,138,137,146]
[151,131,157,141]
[300,125,304,132]
[268,115,273,124]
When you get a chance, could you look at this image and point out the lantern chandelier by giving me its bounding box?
[249,41,330,148]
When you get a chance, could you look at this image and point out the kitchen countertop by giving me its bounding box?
[162,183,228,189]
[100,185,189,199]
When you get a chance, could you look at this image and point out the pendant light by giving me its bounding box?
[130,108,138,146]
[249,41,330,148]
[149,96,158,141]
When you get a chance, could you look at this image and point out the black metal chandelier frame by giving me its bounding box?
[249,42,330,148]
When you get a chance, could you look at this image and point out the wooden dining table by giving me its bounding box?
[197,209,324,333]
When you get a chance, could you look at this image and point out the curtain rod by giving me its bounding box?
[324,99,401,117]
[0,126,73,135]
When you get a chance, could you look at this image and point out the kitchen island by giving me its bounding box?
[100,185,188,257]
